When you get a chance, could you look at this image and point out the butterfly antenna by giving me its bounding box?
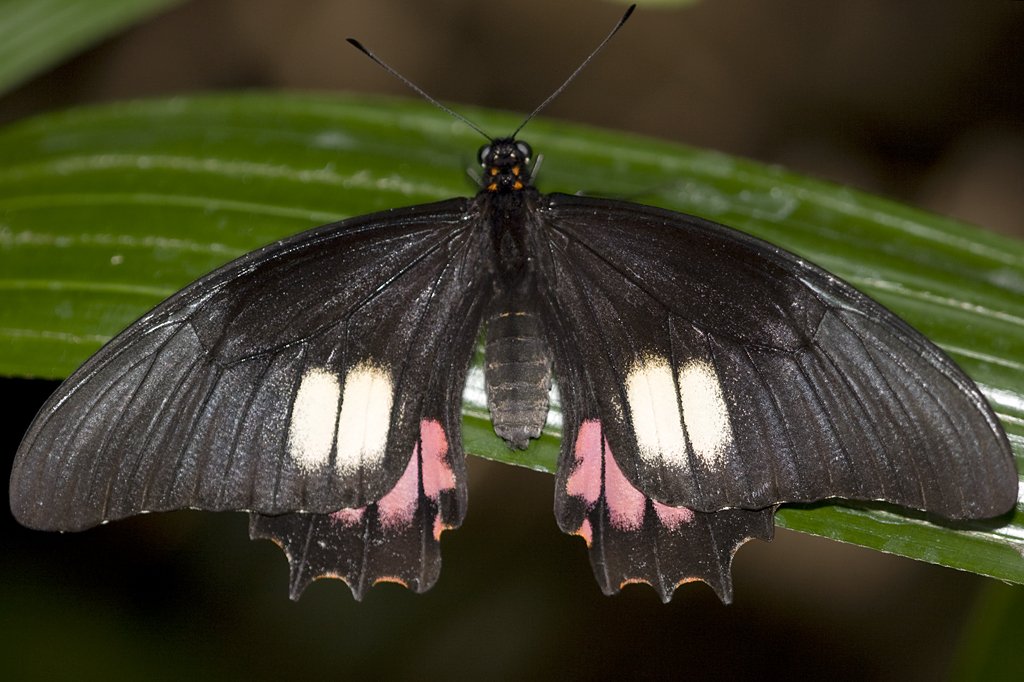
[511,4,635,138]
[346,38,492,142]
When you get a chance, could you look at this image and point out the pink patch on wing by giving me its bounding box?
[376,419,454,532]
[566,420,602,504]
[602,439,646,531]
[377,452,419,530]
[419,419,454,499]
[652,501,695,528]
[330,507,366,526]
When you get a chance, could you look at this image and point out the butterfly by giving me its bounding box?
[8,6,1017,603]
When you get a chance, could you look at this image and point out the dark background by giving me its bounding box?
[2,1,1023,679]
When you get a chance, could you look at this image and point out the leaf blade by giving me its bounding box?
[1,93,1020,581]
[0,0,186,96]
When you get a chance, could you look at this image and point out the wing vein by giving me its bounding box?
[91,324,191,520]
[741,346,801,499]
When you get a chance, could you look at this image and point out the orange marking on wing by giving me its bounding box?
[372,576,411,588]
[574,518,594,547]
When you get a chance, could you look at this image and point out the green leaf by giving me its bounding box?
[0,93,1021,581]
[0,0,185,96]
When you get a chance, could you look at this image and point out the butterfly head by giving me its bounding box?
[478,139,533,193]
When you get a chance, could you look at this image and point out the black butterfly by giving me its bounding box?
[8,7,1017,603]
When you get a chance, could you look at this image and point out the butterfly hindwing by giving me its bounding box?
[248,270,486,598]
[10,199,489,533]
[538,194,1015,520]
[250,415,463,599]
[540,294,772,600]
[555,416,775,602]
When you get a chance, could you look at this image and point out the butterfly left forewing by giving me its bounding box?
[537,194,1016,521]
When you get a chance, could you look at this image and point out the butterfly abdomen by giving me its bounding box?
[484,306,552,450]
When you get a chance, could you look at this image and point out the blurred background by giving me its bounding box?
[2,0,1023,679]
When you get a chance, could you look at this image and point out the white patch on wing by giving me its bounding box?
[626,356,690,471]
[678,359,733,468]
[335,362,394,475]
[288,367,341,471]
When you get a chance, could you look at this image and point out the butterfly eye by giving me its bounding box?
[515,141,533,163]
[477,144,492,166]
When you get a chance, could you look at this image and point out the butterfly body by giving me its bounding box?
[477,140,554,450]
